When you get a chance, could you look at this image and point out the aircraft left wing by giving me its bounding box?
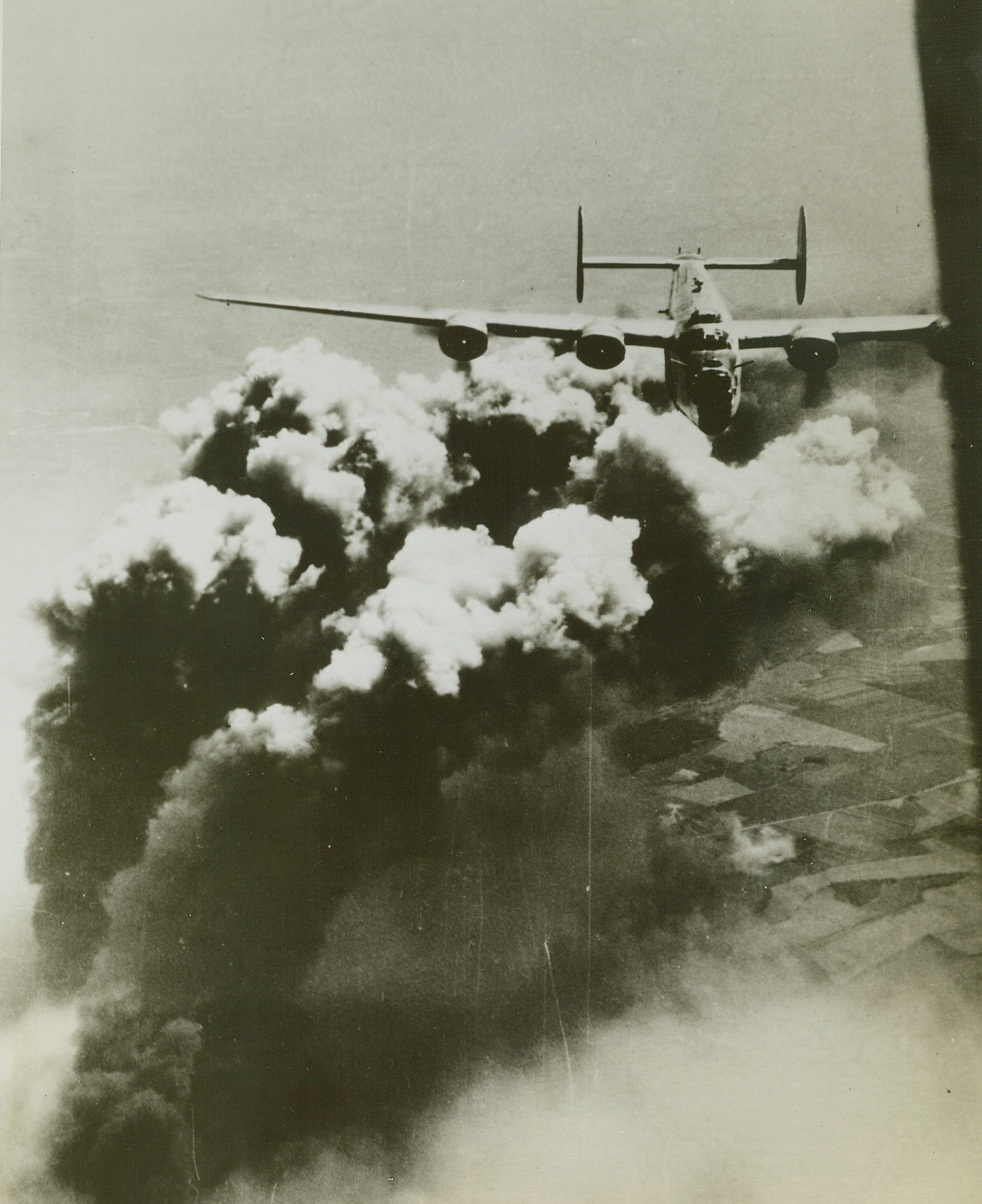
[730,314,943,350]
[195,293,676,348]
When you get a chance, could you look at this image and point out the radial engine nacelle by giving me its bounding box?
[576,320,626,370]
[439,313,489,361]
[787,324,839,372]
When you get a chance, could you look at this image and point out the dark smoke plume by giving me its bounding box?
[24,338,921,1201]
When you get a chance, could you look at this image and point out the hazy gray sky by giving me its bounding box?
[2,0,934,419]
[0,0,938,904]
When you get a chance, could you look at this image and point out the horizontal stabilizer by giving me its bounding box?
[702,257,798,271]
[582,256,683,270]
[706,208,807,303]
[577,205,807,304]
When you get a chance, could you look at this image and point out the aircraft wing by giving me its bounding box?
[196,293,676,347]
[730,314,942,350]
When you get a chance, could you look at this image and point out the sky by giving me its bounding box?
[2,0,934,415]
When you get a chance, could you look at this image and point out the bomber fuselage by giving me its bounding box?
[665,259,740,436]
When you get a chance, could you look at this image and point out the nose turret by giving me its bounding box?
[688,364,736,436]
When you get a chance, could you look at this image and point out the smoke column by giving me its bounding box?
[18,338,929,1202]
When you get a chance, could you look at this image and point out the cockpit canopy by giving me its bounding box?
[678,322,731,352]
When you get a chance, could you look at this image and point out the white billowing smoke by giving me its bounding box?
[51,477,301,614]
[163,342,387,468]
[827,387,881,427]
[727,816,796,875]
[164,340,465,539]
[247,430,373,560]
[586,394,922,577]
[316,506,651,696]
[218,702,318,758]
[444,338,609,434]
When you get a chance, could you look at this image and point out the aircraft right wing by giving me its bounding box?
[730,314,944,350]
[195,293,677,348]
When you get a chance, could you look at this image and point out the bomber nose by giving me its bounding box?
[691,366,733,403]
[690,367,735,436]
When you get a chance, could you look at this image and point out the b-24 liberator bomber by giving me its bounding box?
[199,209,948,437]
